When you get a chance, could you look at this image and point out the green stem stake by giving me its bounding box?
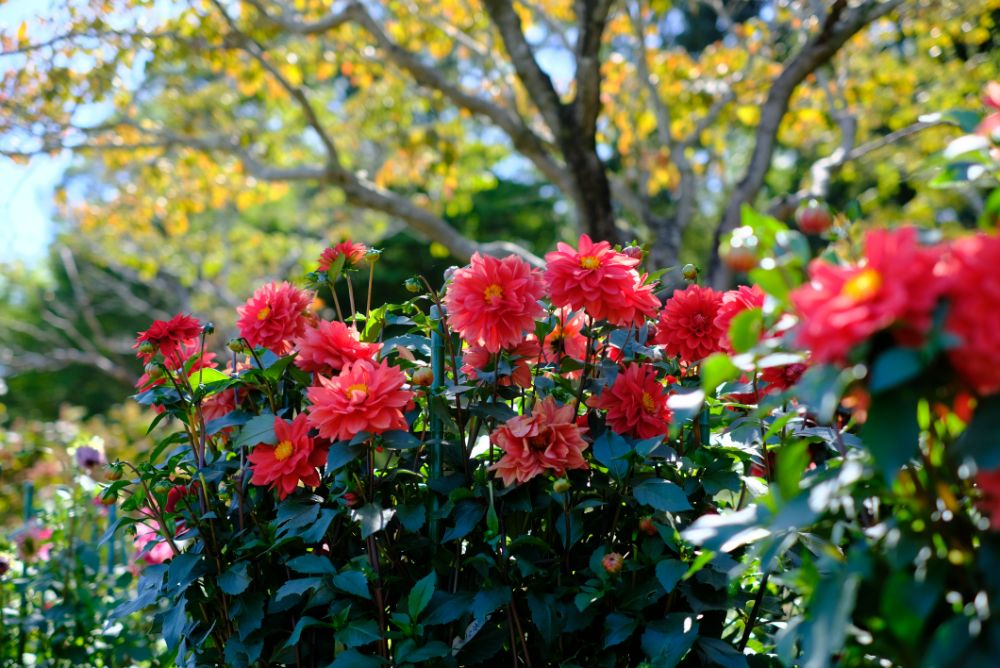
[429,305,445,542]
[18,481,34,662]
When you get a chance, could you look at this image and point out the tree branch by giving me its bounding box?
[240,0,358,35]
[574,0,615,142]
[709,0,907,287]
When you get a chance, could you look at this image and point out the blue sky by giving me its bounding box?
[0,155,66,264]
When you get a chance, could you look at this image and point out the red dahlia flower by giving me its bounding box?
[237,281,314,354]
[977,467,1000,530]
[544,234,660,327]
[588,363,672,439]
[655,285,724,364]
[318,240,368,271]
[248,414,328,500]
[714,285,765,352]
[945,232,1000,395]
[443,253,545,352]
[134,313,203,363]
[760,362,808,394]
[791,227,945,364]
[463,340,540,389]
[306,359,413,441]
[490,396,589,486]
[294,320,382,375]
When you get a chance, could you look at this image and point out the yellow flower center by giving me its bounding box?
[579,255,600,270]
[345,383,368,401]
[257,305,271,320]
[641,391,656,413]
[483,284,503,302]
[841,268,882,301]
[274,440,295,461]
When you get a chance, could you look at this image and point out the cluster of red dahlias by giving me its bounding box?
[441,235,794,486]
[791,226,1000,397]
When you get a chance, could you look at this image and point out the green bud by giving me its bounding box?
[682,264,699,281]
[364,249,382,266]
[553,478,571,494]
[137,340,156,355]
[227,338,246,353]
[404,278,423,294]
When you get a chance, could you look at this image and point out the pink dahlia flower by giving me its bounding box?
[306,359,413,441]
[463,340,540,389]
[588,363,672,439]
[544,234,660,327]
[714,285,766,352]
[133,313,203,363]
[443,253,545,352]
[791,227,945,364]
[945,232,1000,395]
[237,281,314,354]
[318,240,367,272]
[655,285,725,364]
[248,414,328,499]
[490,396,589,486]
[294,320,382,376]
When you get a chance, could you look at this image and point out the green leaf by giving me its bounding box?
[327,443,363,473]
[941,109,983,133]
[472,587,510,625]
[234,414,276,448]
[862,387,920,480]
[728,308,763,354]
[395,504,426,532]
[353,504,396,539]
[423,591,473,626]
[633,478,692,513]
[284,616,325,649]
[286,554,336,575]
[592,430,631,479]
[701,353,741,394]
[327,648,386,667]
[604,612,639,648]
[641,613,699,665]
[442,501,484,542]
[408,572,436,619]
[188,367,231,387]
[332,570,371,600]
[954,394,1000,468]
[749,267,792,302]
[274,577,323,602]
[696,638,748,668]
[218,561,251,595]
[336,619,381,649]
[381,430,421,449]
[776,441,810,502]
[869,347,924,393]
[655,559,687,593]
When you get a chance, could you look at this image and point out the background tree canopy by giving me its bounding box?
[1,0,998,417]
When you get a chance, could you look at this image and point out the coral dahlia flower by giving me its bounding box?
[545,234,660,326]
[463,340,540,389]
[237,281,314,354]
[443,253,545,352]
[715,285,766,352]
[248,414,328,500]
[791,227,945,364]
[490,396,589,486]
[318,240,368,272]
[294,320,382,375]
[306,359,413,441]
[655,285,724,364]
[588,363,672,439]
[945,232,1000,395]
[134,313,203,363]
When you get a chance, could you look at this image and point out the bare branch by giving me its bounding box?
[58,246,107,345]
[574,0,616,141]
[240,0,358,35]
[709,0,907,286]
[482,0,565,136]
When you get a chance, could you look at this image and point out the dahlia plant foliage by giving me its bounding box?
[101,195,1000,667]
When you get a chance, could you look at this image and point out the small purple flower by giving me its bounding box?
[75,445,105,470]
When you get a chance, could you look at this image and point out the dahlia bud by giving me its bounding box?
[137,340,156,356]
[411,367,435,387]
[365,249,382,266]
[722,245,758,273]
[442,266,459,284]
[796,199,833,235]
[343,492,361,508]
[100,491,117,506]
[682,264,699,281]
[105,463,124,481]
[227,338,247,353]
[622,245,644,260]
[404,278,423,294]
[202,322,215,335]
[601,552,624,575]
[639,517,657,536]
[144,363,163,380]
[553,478,571,494]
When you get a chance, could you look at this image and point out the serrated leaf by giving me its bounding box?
[604,612,640,648]
[286,554,336,575]
[408,572,436,619]
[472,587,510,625]
[353,504,395,539]
[218,561,251,595]
[235,414,276,448]
[337,619,381,649]
[332,570,371,599]
[655,559,687,593]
